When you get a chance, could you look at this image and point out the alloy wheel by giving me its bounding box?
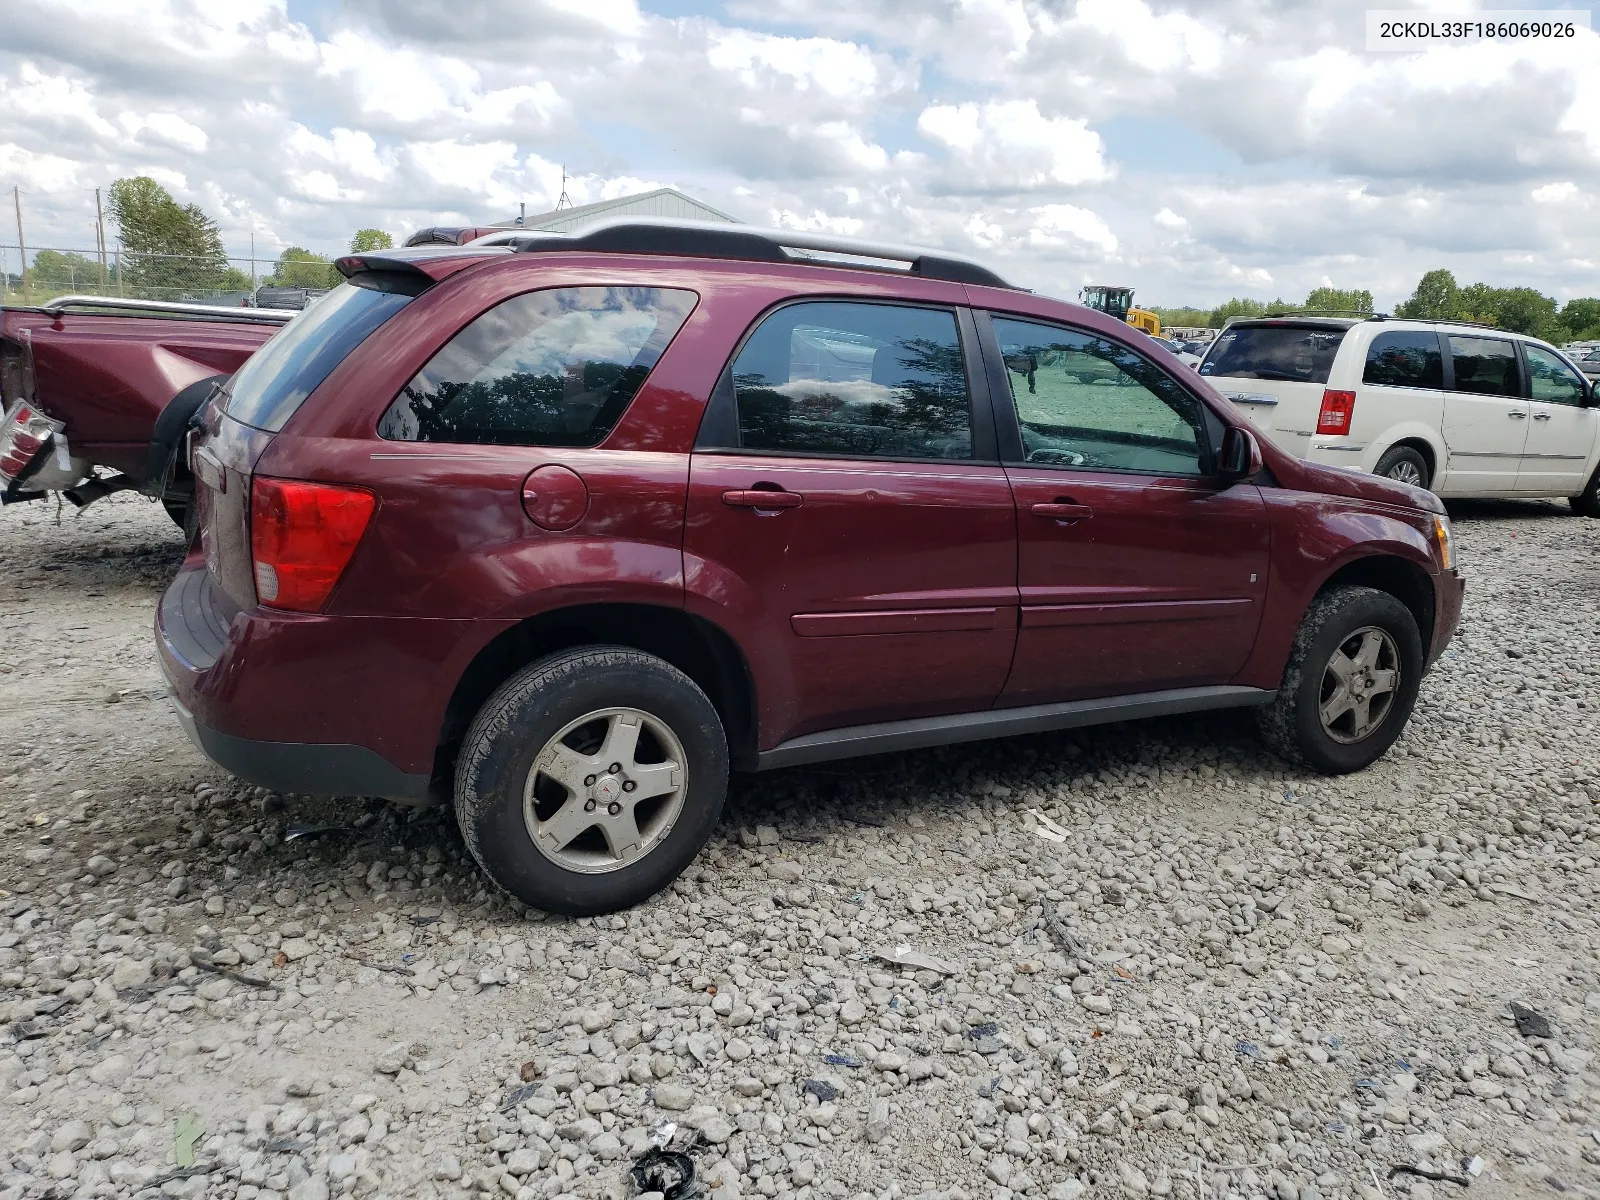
[522,707,688,874]
[1385,460,1424,488]
[1319,627,1401,744]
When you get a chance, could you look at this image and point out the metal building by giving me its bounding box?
[495,188,738,233]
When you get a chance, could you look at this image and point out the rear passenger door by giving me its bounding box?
[683,300,1018,745]
[1516,343,1596,496]
[979,313,1270,707]
[1440,334,1527,495]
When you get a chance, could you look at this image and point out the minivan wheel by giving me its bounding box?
[454,647,728,916]
[1570,464,1600,517]
[1373,446,1430,491]
[1255,585,1424,774]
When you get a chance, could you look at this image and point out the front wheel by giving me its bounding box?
[1373,445,1430,491]
[454,646,728,916]
[1255,585,1424,773]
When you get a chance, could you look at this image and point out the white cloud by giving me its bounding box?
[1532,181,1578,204]
[916,99,1111,189]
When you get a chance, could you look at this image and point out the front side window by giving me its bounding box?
[379,286,696,446]
[1363,331,1443,389]
[729,301,972,460]
[993,317,1209,476]
[1524,344,1587,406]
[1448,336,1519,397]
[1200,324,1345,384]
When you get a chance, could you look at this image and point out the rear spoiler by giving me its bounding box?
[334,248,508,287]
[34,295,297,326]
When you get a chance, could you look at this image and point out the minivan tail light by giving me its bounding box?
[1316,389,1356,436]
[250,478,375,612]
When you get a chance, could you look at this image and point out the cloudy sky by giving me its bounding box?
[3,0,1598,309]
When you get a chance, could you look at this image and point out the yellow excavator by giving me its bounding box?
[1079,284,1160,337]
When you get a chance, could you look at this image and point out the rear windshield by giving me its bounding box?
[1200,324,1346,385]
[223,277,415,431]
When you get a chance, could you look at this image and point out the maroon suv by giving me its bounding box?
[156,220,1464,915]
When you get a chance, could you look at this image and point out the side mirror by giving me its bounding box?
[1588,380,1600,408]
[1218,426,1261,480]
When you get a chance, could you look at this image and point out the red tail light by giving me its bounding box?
[1317,389,1356,436]
[250,478,375,612]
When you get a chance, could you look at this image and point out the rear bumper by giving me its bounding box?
[170,694,431,801]
[156,563,508,802]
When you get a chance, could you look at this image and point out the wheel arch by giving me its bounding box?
[1315,554,1435,652]
[432,603,759,792]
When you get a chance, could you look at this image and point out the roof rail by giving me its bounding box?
[504,217,1017,289]
[36,295,298,325]
[1413,317,1505,333]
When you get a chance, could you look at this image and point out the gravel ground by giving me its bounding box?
[1,493,1599,1200]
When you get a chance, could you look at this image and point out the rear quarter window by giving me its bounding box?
[378,286,696,447]
[1362,331,1443,388]
[224,276,416,431]
[1200,325,1346,384]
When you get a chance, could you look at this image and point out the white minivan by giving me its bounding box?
[1198,316,1600,514]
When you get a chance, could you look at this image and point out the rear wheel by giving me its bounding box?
[1569,464,1600,517]
[1255,585,1423,773]
[454,646,728,916]
[1374,445,1430,491]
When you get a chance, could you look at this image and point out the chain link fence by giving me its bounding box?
[0,244,342,307]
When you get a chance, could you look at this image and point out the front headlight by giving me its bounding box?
[1433,514,1454,572]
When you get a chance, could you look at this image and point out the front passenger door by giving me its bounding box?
[980,314,1270,707]
[1516,343,1595,496]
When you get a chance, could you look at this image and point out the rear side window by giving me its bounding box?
[224,277,414,431]
[1448,336,1519,396]
[379,287,696,446]
[730,301,972,460]
[1363,331,1443,389]
[1200,325,1345,384]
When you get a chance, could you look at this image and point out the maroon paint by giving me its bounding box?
[152,249,1463,787]
[0,310,271,480]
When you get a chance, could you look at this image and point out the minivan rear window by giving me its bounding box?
[1200,324,1345,384]
[223,277,415,432]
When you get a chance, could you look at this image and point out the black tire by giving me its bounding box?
[1373,445,1430,491]
[1255,585,1424,774]
[1569,464,1600,517]
[454,646,728,916]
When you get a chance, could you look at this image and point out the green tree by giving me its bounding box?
[1304,286,1373,314]
[107,176,230,297]
[30,249,103,293]
[1559,298,1600,341]
[1150,306,1212,329]
[268,247,335,289]
[350,228,393,252]
[1489,287,1558,337]
[1395,269,1459,320]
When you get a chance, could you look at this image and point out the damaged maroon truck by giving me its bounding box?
[0,296,290,529]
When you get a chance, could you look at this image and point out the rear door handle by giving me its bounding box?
[1508,410,1527,419]
[1031,501,1093,523]
[722,489,802,510]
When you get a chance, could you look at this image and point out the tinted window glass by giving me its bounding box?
[1200,324,1345,384]
[731,302,971,460]
[1362,331,1443,389]
[225,279,413,431]
[993,318,1208,476]
[1525,344,1587,406]
[379,287,696,446]
[1448,336,1519,397]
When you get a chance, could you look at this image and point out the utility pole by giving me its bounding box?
[13,187,26,292]
[250,230,257,298]
[95,187,108,285]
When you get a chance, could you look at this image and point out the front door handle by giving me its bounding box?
[1532,412,1552,421]
[1508,410,1527,419]
[1031,501,1093,523]
[722,489,802,510]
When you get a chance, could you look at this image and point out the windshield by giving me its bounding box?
[224,279,415,431]
[1200,324,1346,384]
